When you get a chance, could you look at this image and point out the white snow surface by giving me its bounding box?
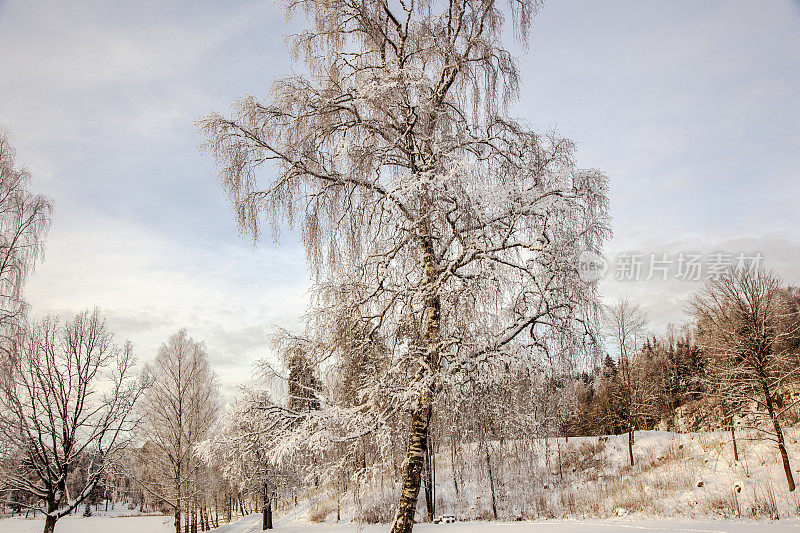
[4,514,800,533]
[0,515,173,533]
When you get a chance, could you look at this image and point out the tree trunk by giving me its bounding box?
[628,425,635,466]
[262,482,273,530]
[485,443,498,520]
[390,245,440,533]
[390,390,433,533]
[764,384,795,491]
[775,421,794,491]
[43,499,57,533]
[450,436,460,498]
[423,431,435,521]
[730,421,739,462]
[43,515,57,533]
[176,463,183,533]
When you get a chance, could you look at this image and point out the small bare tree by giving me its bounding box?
[0,309,143,533]
[138,329,221,533]
[691,267,800,491]
[603,297,653,466]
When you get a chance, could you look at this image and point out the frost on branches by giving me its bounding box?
[197,388,296,530]
[199,0,610,529]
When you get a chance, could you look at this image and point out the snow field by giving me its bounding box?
[6,514,800,533]
[5,429,800,533]
[0,515,174,533]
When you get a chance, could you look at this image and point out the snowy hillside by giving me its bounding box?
[295,429,800,524]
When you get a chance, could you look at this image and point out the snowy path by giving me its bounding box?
[4,514,800,533]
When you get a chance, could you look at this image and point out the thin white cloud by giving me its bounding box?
[0,1,269,88]
[24,206,311,393]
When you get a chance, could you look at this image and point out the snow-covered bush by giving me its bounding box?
[748,482,779,520]
[307,498,337,523]
[705,490,740,517]
[353,492,397,524]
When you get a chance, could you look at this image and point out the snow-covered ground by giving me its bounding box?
[0,515,174,533]
[5,430,800,532]
[221,514,800,533]
[5,513,800,533]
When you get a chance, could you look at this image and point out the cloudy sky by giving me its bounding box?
[1,0,798,398]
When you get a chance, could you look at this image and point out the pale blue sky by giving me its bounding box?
[1,0,798,396]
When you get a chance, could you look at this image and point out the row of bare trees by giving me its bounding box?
[0,315,227,533]
[0,129,233,533]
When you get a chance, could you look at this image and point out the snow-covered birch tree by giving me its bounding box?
[199,0,610,529]
[0,127,51,350]
[198,388,299,531]
[0,309,144,533]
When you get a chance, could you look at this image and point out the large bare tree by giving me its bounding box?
[199,0,609,529]
[138,329,221,533]
[0,309,143,533]
[691,267,800,491]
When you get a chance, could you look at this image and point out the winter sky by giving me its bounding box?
[0,0,798,398]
